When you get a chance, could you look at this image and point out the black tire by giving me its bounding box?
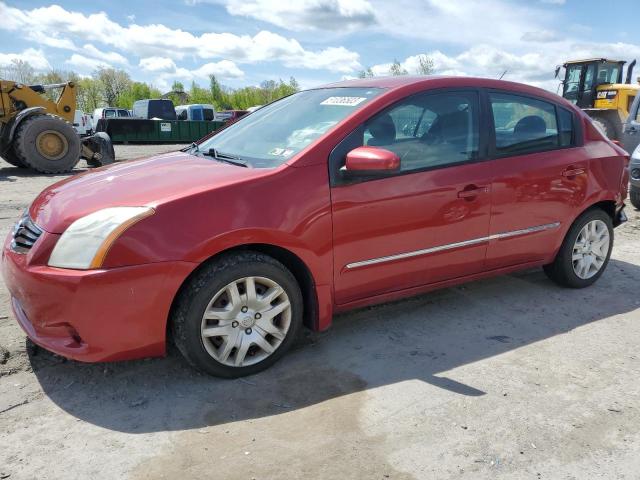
[543,209,613,288]
[14,114,81,174]
[590,115,620,140]
[0,143,27,168]
[171,251,303,378]
[630,187,640,210]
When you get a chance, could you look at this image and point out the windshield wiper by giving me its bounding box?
[205,148,249,167]
[181,142,200,154]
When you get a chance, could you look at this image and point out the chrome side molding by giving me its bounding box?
[344,222,561,270]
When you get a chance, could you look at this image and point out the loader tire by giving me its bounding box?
[590,115,620,140]
[14,114,81,174]
[0,143,27,168]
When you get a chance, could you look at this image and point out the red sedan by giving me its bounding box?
[2,76,629,377]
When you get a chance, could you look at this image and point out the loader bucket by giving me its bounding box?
[81,132,115,167]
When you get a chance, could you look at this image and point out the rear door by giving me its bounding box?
[330,90,492,305]
[485,91,588,269]
[622,94,640,153]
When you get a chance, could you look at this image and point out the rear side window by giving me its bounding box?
[490,93,563,155]
[203,108,214,121]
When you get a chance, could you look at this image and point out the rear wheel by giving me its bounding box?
[543,209,613,288]
[171,251,303,377]
[14,114,80,173]
[630,186,640,210]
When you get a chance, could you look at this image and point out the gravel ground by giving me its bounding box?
[1,146,640,479]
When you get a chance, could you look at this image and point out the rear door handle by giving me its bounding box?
[561,167,586,177]
[457,185,489,198]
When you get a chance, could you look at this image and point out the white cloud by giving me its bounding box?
[521,30,561,43]
[82,44,129,65]
[151,60,245,91]
[192,60,244,78]
[0,48,51,70]
[370,40,640,92]
[65,54,111,71]
[139,56,178,72]
[0,1,361,73]
[540,0,566,4]
[225,0,377,31]
[371,0,554,50]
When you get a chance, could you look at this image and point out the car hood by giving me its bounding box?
[30,151,270,233]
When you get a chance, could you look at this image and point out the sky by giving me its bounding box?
[0,0,639,93]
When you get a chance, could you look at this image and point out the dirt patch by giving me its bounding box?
[132,368,413,480]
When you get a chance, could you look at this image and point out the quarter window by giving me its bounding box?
[360,91,480,172]
[557,107,574,147]
[490,93,564,155]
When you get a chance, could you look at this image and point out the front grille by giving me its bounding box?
[11,213,43,253]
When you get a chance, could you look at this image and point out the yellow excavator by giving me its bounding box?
[556,58,639,140]
[0,80,114,173]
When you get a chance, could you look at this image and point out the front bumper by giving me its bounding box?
[2,232,195,362]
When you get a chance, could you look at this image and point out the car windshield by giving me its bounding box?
[197,87,383,168]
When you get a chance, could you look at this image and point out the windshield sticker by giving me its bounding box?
[320,96,368,107]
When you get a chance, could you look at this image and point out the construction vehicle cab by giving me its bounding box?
[557,58,639,140]
[0,80,114,174]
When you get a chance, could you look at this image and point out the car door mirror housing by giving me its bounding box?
[344,147,400,175]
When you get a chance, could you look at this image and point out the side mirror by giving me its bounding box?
[344,146,400,175]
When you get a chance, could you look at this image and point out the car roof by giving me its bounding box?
[317,75,572,107]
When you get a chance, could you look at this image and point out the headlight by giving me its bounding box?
[48,207,154,270]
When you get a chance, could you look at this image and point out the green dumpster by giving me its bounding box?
[97,119,226,143]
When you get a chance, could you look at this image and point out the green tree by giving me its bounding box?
[117,81,161,109]
[77,77,102,112]
[416,55,435,75]
[389,59,409,76]
[189,81,212,104]
[94,67,132,106]
[209,74,230,108]
[357,67,374,78]
[171,80,185,92]
[1,59,35,84]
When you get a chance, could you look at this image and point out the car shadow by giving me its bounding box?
[29,258,640,433]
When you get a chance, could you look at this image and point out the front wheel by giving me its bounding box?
[171,251,303,377]
[543,209,613,288]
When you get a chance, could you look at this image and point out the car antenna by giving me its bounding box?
[498,70,508,80]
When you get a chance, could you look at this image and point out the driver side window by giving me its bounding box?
[361,91,480,173]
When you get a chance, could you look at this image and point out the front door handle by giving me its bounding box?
[457,185,489,199]
[561,167,586,177]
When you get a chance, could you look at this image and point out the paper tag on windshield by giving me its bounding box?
[320,96,367,107]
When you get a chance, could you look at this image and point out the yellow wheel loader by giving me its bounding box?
[556,58,639,140]
[0,80,114,173]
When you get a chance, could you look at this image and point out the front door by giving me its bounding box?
[485,91,588,269]
[330,90,492,305]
